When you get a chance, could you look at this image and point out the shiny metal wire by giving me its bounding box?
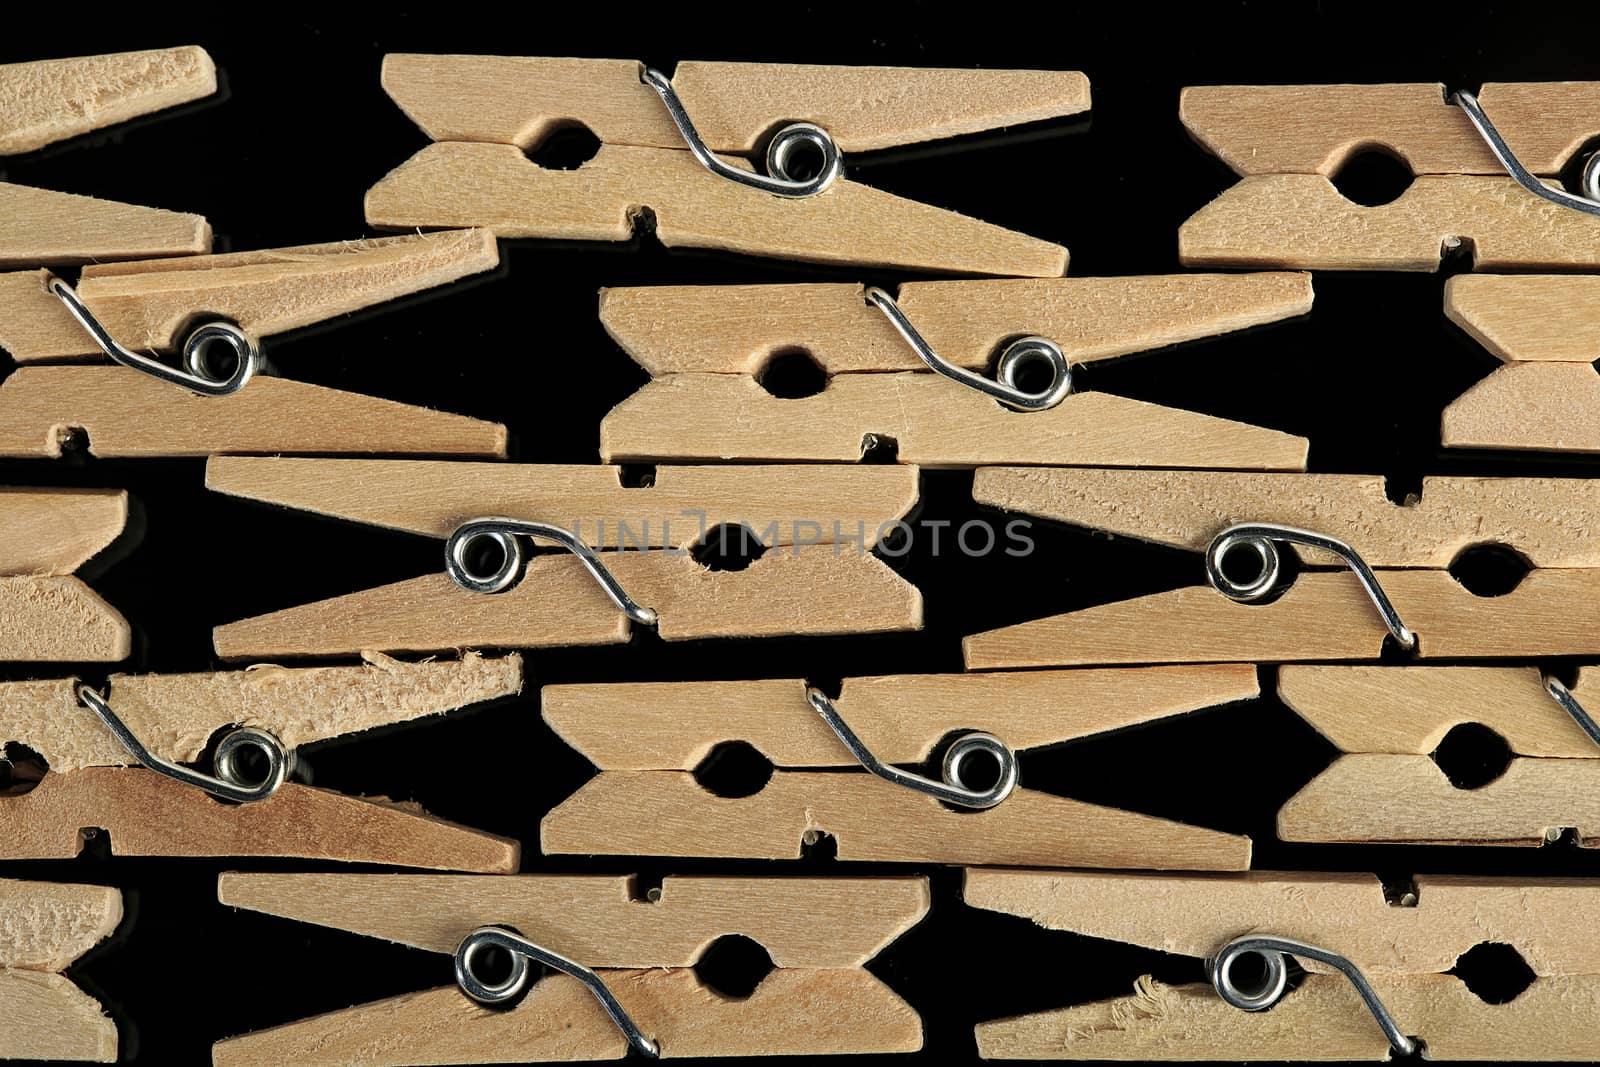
[1205,523,1418,652]
[806,687,1017,808]
[444,517,658,625]
[641,67,841,198]
[48,276,260,396]
[865,287,1072,411]
[455,926,659,1058]
[1453,90,1600,217]
[77,686,291,803]
[1546,676,1600,748]
[1210,936,1416,1057]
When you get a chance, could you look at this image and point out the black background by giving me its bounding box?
[5,6,1600,1065]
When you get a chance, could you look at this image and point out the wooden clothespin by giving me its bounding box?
[599,274,1312,467]
[1279,665,1600,846]
[0,49,216,267]
[206,456,924,659]
[366,55,1087,276]
[1442,275,1600,453]
[1,487,129,661]
[968,868,1600,1060]
[965,468,1600,667]
[542,666,1255,868]
[1,654,521,870]
[1179,83,1600,270]
[0,231,508,457]
[212,872,928,1063]
[1,878,121,1062]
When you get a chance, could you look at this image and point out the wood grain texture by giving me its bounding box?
[218,873,927,967]
[365,142,1068,277]
[0,230,498,361]
[543,772,1250,870]
[0,46,215,155]
[599,273,1313,375]
[1443,362,1600,452]
[975,973,1600,1061]
[0,366,508,458]
[0,182,209,268]
[972,469,1600,566]
[962,570,1600,668]
[600,374,1308,468]
[2,653,522,774]
[1280,665,1600,755]
[0,487,125,575]
[0,576,130,662]
[0,972,116,1062]
[382,54,1088,152]
[205,457,918,548]
[1179,175,1600,271]
[1280,754,1600,847]
[213,548,922,659]
[1444,274,1600,362]
[2,768,518,870]
[964,869,1600,976]
[1180,83,1600,176]
[214,968,922,1064]
[544,664,1259,768]
[0,879,121,971]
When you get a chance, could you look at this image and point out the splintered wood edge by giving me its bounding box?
[0,879,122,970]
[0,46,216,155]
[216,872,929,967]
[0,487,127,576]
[0,972,117,1062]
[0,576,131,662]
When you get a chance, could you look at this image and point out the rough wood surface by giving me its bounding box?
[1180,83,1600,176]
[545,664,1259,768]
[0,230,498,361]
[964,869,1600,976]
[962,570,1600,668]
[218,873,927,968]
[0,972,117,1062]
[1280,754,1600,847]
[205,457,918,548]
[0,46,215,156]
[599,273,1313,375]
[0,366,508,458]
[214,968,922,1064]
[0,576,130,662]
[1179,175,1600,270]
[600,374,1308,468]
[1280,665,1600,755]
[383,54,1088,151]
[975,973,1600,1061]
[543,771,1250,870]
[973,469,1600,566]
[0,487,125,576]
[1442,361,1600,453]
[1445,274,1600,362]
[365,142,1068,277]
[1,653,522,774]
[0,182,209,268]
[3,768,518,870]
[212,548,922,659]
[0,879,121,971]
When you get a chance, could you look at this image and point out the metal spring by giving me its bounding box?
[1210,935,1416,1057]
[1453,90,1600,217]
[444,517,658,625]
[455,926,659,1058]
[49,275,260,396]
[807,687,1017,808]
[641,67,841,198]
[77,686,292,803]
[1205,523,1417,652]
[1546,676,1600,748]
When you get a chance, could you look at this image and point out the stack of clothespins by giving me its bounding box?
[5,37,1600,1066]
